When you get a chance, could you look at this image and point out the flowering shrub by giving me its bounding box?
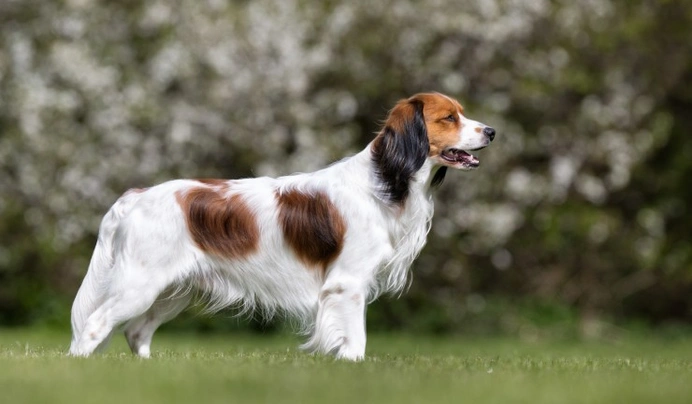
[0,0,690,330]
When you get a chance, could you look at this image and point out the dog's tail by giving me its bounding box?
[69,189,143,353]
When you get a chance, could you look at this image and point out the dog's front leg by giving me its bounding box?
[302,274,367,361]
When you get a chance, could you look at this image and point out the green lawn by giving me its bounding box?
[1,328,691,403]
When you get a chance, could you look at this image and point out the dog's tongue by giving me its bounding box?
[457,150,479,166]
[441,148,480,167]
[444,149,479,166]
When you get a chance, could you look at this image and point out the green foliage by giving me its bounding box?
[0,0,691,332]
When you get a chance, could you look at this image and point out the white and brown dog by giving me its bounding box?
[69,92,495,360]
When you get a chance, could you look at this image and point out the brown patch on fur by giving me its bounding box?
[176,187,259,258]
[276,189,346,273]
[475,126,482,133]
[408,93,465,157]
[383,99,419,136]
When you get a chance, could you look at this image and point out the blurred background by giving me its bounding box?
[1,0,690,340]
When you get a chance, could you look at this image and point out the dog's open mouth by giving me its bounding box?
[440,148,480,168]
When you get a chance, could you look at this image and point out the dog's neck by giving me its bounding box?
[352,146,438,295]
[306,147,437,297]
[342,144,439,204]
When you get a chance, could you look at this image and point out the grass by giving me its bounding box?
[1,328,692,403]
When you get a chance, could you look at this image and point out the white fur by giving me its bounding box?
[457,114,491,151]
[69,96,493,361]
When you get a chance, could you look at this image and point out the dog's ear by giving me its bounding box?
[431,167,447,188]
[371,97,430,205]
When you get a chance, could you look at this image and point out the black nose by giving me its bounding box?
[483,127,495,141]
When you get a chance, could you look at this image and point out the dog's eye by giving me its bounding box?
[444,114,456,122]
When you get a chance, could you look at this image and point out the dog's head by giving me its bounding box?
[387,92,494,170]
[372,92,495,204]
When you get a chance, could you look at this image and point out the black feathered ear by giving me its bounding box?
[371,98,429,205]
[431,167,447,188]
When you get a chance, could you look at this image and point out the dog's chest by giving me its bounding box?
[372,194,434,294]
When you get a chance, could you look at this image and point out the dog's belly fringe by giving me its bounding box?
[180,255,322,330]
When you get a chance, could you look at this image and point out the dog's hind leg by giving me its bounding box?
[69,266,174,357]
[124,293,191,358]
[69,189,147,355]
[93,329,115,353]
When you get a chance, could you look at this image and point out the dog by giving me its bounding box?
[69,92,495,360]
